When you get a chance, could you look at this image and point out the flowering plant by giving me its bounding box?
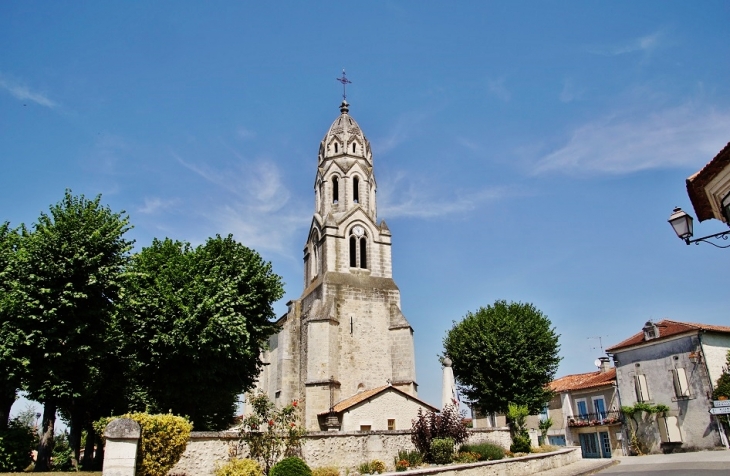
[239,392,307,474]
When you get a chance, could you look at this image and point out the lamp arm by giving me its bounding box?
[684,230,730,248]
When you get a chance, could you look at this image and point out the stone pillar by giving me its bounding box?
[441,357,457,410]
[102,418,141,476]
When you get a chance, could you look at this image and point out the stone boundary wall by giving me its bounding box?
[168,428,512,476]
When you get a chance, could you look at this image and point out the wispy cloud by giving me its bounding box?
[0,73,57,108]
[138,197,179,215]
[175,154,308,254]
[372,111,430,154]
[589,31,663,56]
[559,78,584,103]
[487,77,511,102]
[534,103,730,175]
[379,172,510,219]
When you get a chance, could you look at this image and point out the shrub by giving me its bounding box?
[269,457,312,476]
[311,466,340,476]
[99,413,192,476]
[395,460,409,472]
[430,438,454,465]
[509,433,531,454]
[370,460,385,473]
[215,458,264,476]
[0,418,36,472]
[459,443,504,461]
[394,449,422,468]
[411,405,467,462]
[454,451,479,463]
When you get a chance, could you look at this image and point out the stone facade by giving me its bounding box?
[606,320,730,453]
[255,100,419,430]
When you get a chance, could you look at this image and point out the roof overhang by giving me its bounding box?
[686,141,730,223]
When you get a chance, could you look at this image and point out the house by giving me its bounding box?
[686,141,730,225]
[526,357,622,458]
[606,319,730,453]
[317,384,439,432]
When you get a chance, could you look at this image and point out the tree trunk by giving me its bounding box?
[68,409,82,471]
[34,401,56,472]
[81,422,95,470]
[0,389,15,430]
[92,432,104,470]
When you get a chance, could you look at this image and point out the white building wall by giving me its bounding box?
[340,390,431,432]
[700,333,730,387]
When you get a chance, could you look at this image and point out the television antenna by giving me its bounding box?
[587,335,608,353]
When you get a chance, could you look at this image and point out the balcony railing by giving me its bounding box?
[567,410,623,427]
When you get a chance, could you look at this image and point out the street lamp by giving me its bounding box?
[668,207,730,248]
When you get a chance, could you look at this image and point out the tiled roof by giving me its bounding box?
[686,141,730,222]
[318,385,439,416]
[606,319,730,353]
[550,368,616,393]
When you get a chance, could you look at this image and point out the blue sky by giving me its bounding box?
[2,1,729,416]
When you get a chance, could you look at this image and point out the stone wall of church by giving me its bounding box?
[388,327,416,393]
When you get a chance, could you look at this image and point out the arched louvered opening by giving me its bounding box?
[349,236,357,268]
[353,176,359,203]
[334,142,339,153]
[352,142,357,153]
[333,177,339,204]
[359,237,367,269]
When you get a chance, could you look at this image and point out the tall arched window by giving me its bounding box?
[332,177,339,204]
[352,142,357,153]
[359,237,367,269]
[348,226,368,269]
[334,143,339,153]
[353,176,359,203]
[349,236,357,267]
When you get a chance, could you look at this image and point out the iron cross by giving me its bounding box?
[336,69,352,100]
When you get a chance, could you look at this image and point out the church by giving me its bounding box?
[255,98,437,431]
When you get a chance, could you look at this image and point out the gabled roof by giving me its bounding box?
[606,319,730,353]
[319,385,439,416]
[550,368,616,393]
[687,141,730,222]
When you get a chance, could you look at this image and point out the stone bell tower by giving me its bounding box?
[255,99,417,430]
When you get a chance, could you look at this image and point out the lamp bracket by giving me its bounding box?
[684,230,730,248]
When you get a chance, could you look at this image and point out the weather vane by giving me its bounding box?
[336,69,352,100]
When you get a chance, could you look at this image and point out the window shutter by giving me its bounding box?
[634,374,649,402]
[673,368,690,397]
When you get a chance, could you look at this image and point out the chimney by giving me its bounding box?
[598,357,611,373]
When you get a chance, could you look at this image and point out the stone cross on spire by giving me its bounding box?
[336,69,352,100]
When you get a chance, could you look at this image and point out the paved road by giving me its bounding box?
[597,451,730,475]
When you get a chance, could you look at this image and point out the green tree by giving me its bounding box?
[119,235,283,430]
[712,350,730,400]
[443,300,560,415]
[9,191,133,471]
[0,223,24,430]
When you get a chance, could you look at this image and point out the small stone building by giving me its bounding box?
[255,100,422,431]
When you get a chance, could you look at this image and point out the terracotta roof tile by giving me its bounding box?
[319,385,439,416]
[550,368,616,392]
[686,141,730,222]
[606,319,730,353]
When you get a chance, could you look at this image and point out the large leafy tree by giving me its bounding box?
[0,223,25,430]
[10,191,133,471]
[119,235,283,430]
[443,300,560,415]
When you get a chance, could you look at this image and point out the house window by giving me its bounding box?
[539,404,549,421]
[658,416,682,443]
[672,368,691,398]
[387,419,395,430]
[634,374,650,402]
[360,425,371,432]
[593,397,606,419]
[576,399,588,418]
